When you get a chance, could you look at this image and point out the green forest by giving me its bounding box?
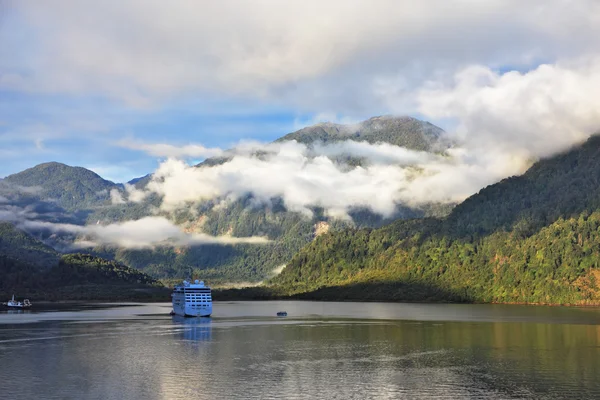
[0,117,449,284]
[269,135,600,305]
[0,253,168,301]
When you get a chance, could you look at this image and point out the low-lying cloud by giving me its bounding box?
[117,138,224,159]
[127,138,527,219]
[19,217,269,249]
[0,206,269,249]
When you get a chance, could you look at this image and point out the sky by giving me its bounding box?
[1,0,600,187]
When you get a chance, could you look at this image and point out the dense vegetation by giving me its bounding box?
[3,162,117,211]
[277,115,447,151]
[57,116,448,282]
[271,135,600,305]
[0,222,59,267]
[0,252,168,301]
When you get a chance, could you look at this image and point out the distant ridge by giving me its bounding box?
[276,115,446,151]
[4,162,118,211]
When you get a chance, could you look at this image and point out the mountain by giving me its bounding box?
[3,162,118,212]
[127,174,153,189]
[127,174,151,185]
[0,116,450,285]
[277,115,446,151]
[90,116,450,283]
[0,225,166,300]
[194,115,448,169]
[271,135,600,305]
[0,222,60,268]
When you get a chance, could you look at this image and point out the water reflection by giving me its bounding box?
[4,309,30,315]
[171,316,212,342]
[0,302,599,399]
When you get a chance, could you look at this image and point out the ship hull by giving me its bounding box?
[172,295,212,317]
[183,303,212,317]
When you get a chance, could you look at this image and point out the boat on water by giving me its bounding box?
[2,295,32,309]
[171,280,212,317]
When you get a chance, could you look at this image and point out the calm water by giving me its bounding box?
[1,301,600,399]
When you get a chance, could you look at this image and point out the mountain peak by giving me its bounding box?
[4,162,118,211]
[277,115,446,151]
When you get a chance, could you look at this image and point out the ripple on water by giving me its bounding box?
[0,302,599,399]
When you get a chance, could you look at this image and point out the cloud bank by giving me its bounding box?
[415,58,600,158]
[17,217,269,249]
[4,1,600,113]
[0,202,269,249]
[124,138,522,219]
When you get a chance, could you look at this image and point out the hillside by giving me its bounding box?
[82,116,450,283]
[0,251,167,301]
[0,219,167,300]
[3,162,118,212]
[277,115,446,151]
[0,222,59,268]
[0,116,452,285]
[271,135,600,305]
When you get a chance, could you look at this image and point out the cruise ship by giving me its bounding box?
[171,280,212,317]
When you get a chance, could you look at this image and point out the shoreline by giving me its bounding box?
[11,297,600,308]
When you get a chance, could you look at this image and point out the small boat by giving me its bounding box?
[276,311,287,317]
[3,295,32,309]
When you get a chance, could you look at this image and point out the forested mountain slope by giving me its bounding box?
[277,115,446,151]
[0,232,166,301]
[272,135,600,305]
[1,116,451,284]
[4,162,118,211]
[84,116,451,283]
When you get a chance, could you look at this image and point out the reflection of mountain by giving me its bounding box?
[171,316,212,342]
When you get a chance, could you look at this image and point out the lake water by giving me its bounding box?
[1,301,600,399]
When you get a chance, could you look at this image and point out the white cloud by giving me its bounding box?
[117,138,224,159]
[416,58,600,158]
[16,216,269,249]
[109,188,125,205]
[311,141,439,166]
[4,1,600,113]
[124,183,149,203]
[138,139,524,218]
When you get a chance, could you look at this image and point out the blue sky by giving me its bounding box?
[1,1,599,183]
[0,89,336,181]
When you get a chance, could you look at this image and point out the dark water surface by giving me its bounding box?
[1,301,599,399]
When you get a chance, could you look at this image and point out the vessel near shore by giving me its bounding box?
[2,295,32,309]
[171,280,212,317]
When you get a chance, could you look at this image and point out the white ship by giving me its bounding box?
[3,295,32,309]
[171,280,212,317]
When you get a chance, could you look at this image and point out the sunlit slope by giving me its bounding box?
[273,135,600,305]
